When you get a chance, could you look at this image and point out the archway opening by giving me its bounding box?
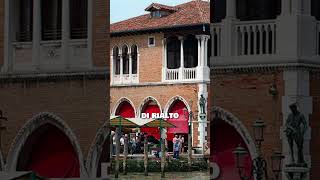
[16,124,80,178]
[96,139,110,177]
[167,100,189,152]
[140,100,161,139]
[211,118,252,179]
[115,100,135,118]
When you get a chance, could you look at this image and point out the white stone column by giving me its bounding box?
[110,52,114,85]
[3,0,13,73]
[62,0,70,69]
[32,0,41,70]
[129,50,132,82]
[196,36,201,67]
[119,51,123,83]
[201,36,205,67]
[198,83,208,153]
[226,0,236,18]
[87,0,93,67]
[162,38,167,81]
[281,70,312,180]
[179,36,184,80]
[196,35,210,81]
[204,37,209,67]
[281,0,291,15]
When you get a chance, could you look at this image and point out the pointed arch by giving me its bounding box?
[6,112,87,178]
[210,106,258,159]
[138,96,162,139]
[137,96,162,117]
[86,122,109,178]
[164,95,191,114]
[112,97,136,117]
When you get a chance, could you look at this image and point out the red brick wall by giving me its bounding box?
[111,33,164,83]
[92,0,110,68]
[210,71,284,174]
[310,72,320,179]
[111,83,201,145]
[0,78,109,159]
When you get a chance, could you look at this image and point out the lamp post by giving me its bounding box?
[233,118,284,180]
[183,103,195,172]
[0,110,7,150]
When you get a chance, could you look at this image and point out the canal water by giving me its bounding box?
[110,171,210,180]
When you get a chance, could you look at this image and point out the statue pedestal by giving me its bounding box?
[284,165,309,180]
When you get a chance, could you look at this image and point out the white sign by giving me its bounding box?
[141,113,179,119]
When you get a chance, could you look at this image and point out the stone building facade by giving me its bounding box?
[0,0,110,179]
[110,1,211,151]
[210,0,320,179]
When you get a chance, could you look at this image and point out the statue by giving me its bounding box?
[284,103,307,166]
[199,94,207,115]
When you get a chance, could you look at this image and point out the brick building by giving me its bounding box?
[0,0,109,179]
[210,0,320,179]
[110,1,210,152]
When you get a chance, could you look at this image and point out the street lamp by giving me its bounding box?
[233,118,284,180]
[0,110,7,150]
[252,118,265,151]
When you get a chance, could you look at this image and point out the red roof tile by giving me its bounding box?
[111,0,210,33]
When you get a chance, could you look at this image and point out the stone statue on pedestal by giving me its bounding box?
[199,94,206,115]
[284,103,307,166]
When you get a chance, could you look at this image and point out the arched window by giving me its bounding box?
[131,45,138,74]
[122,45,129,75]
[140,99,161,139]
[184,35,198,68]
[70,0,88,39]
[41,0,62,40]
[312,0,320,20]
[113,47,120,75]
[115,101,135,118]
[167,37,181,69]
[16,0,33,42]
[16,124,80,178]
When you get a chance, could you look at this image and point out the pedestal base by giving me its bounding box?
[284,165,309,180]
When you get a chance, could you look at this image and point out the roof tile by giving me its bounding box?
[111,0,210,33]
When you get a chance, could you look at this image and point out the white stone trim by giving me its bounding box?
[137,96,162,118]
[148,36,156,47]
[5,112,88,177]
[211,106,258,159]
[86,122,109,178]
[112,97,137,117]
[163,95,191,114]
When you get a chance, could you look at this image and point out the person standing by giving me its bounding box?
[173,135,180,159]
[179,135,184,153]
[110,131,116,155]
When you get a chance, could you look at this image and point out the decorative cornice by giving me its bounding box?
[210,63,320,75]
[0,69,110,82]
[111,80,210,88]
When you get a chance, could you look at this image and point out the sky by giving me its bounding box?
[111,0,192,23]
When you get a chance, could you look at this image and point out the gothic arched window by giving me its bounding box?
[122,45,129,75]
[131,45,138,74]
[113,46,120,75]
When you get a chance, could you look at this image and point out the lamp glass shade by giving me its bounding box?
[271,152,284,175]
[233,146,248,169]
[253,118,265,143]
